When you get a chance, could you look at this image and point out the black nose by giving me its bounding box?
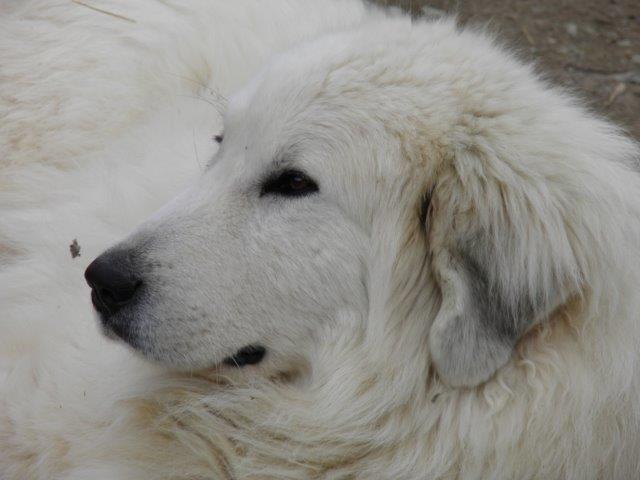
[85,252,142,315]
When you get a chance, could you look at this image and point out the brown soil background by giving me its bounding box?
[375,0,640,139]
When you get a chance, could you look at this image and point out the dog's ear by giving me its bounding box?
[425,163,575,387]
[428,242,540,387]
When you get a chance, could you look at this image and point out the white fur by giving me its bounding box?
[2,2,640,479]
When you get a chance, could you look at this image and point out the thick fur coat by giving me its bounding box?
[1,2,639,479]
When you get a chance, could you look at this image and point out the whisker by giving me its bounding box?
[71,0,137,23]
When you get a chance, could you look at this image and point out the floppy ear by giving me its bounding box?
[426,165,574,387]
[429,243,538,387]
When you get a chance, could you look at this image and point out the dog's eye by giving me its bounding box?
[260,169,319,197]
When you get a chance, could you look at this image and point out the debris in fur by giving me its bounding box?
[69,239,81,258]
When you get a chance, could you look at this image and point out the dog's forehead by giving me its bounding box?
[223,29,430,152]
[223,53,400,173]
[221,19,536,178]
[222,86,333,173]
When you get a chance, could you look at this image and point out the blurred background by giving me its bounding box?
[374,0,640,139]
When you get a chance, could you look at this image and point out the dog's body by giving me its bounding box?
[2,2,640,479]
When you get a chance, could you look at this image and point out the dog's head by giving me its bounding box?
[86,19,629,386]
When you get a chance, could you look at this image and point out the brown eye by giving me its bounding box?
[260,169,319,198]
[289,174,308,191]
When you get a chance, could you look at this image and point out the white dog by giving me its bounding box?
[2,2,640,479]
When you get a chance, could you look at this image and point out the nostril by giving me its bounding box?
[99,283,138,305]
[100,280,141,304]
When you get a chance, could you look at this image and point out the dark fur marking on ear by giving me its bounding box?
[460,250,536,343]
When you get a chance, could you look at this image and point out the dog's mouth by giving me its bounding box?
[91,294,267,368]
[222,345,267,367]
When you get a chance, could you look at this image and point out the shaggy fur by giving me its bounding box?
[2,2,640,480]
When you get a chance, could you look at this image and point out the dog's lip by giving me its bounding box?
[223,345,267,367]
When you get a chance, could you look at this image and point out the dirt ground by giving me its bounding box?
[375,0,640,139]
